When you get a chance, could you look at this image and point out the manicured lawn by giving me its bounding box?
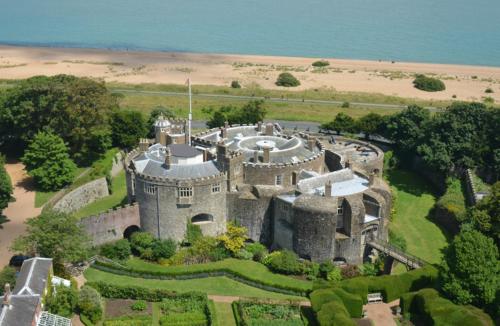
[84,268,304,300]
[386,169,449,264]
[74,171,127,219]
[214,302,236,326]
[125,257,312,292]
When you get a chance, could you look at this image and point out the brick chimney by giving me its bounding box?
[265,123,274,136]
[324,180,332,197]
[164,147,172,169]
[263,146,270,163]
[2,283,11,307]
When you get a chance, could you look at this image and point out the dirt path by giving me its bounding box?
[0,162,42,268]
[363,299,399,326]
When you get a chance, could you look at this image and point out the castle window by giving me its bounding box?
[337,205,343,215]
[178,186,193,198]
[144,183,157,195]
[275,174,283,186]
[212,183,221,193]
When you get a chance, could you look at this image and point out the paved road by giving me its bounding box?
[191,120,321,132]
[111,88,441,112]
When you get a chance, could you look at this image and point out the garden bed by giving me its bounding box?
[105,299,153,318]
[233,299,305,326]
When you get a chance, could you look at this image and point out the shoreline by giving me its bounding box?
[0,44,499,103]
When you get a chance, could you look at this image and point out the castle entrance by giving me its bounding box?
[123,225,140,239]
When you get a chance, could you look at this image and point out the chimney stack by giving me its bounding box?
[324,180,332,197]
[220,127,227,139]
[263,146,270,163]
[139,139,149,152]
[159,131,167,146]
[164,148,172,168]
[265,123,274,136]
[257,121,262,132]
[253,151,259,163]
[2,283,11,306]
[217,142,227,160]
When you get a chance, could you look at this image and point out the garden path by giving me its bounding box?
[363,299,399,326]
[0,162,41,268]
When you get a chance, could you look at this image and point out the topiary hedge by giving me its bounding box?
[413,74,446,92]
[317,300,355,326]
[405,288,493,326]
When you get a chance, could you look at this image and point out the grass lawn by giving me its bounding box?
[214,302,236,326]
[386,169,449,264]
[74,171,127,219]
[84,268,304,300]
[125,257,312,292]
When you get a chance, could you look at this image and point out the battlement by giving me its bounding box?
[134,170,226,184]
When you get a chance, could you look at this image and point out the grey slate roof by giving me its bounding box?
[0,295,40,326]
[168,144,201,158]
[13,258,52,296]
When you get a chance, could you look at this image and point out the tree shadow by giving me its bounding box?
[385,169,435,197]
[15,175,37,192]
[0,215,11,229]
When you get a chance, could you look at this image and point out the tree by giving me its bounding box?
[266,250,302,275]
[130,231,155,256]
[77,286,103,323]
[217,222,248,254]
[46,285,78,318]
[152,239,177,261]
[21,131,77,191]
[12,210,90,267]
[321,113,357,135]
[231,80,241,88]
[0,75,116,164]
[440,230,499,307]
[275,72,300,87]
[413,74,446,92]
[206,110,227,129]
[206,100,267,129]
[0,155,13,216]
[357,113,384,139]
[146,106,175,138]
[110,110,147,149]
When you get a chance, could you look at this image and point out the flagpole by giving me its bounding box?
[188,78,192,146]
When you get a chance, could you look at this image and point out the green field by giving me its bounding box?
[386,169,449,264]
[214,302,236,326]
[74,171,127,219]
[125,257,312,292]
[84,268,304,300]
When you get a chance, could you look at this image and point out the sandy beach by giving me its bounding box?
[0,45,499,103]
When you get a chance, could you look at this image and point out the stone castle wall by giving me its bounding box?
[79,204,140,246]
[53,177,109,213]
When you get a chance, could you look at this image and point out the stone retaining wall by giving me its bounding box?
[53,177,109,213]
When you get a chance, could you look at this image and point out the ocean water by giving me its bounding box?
[1,0,500,66]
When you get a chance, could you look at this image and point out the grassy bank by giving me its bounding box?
[386,169,449,264]
[84,268,304,300]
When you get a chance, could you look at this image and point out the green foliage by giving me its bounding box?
[146,106,175,138]
[265,250,302,275]
[235,300,303,326]
[356,112,384,138]
[12,209,89,265]
[388,229,407,251]
[316,300,355,326]
[159,294,209,326]
[206,100,267,128]
[130,300,147,311]
[103,316,151,326]
[0,75,116,164]
[359,263,378,276]
[231,80,241,88]
[46,284,78,318]
[78,286,103,323]
[0,155,13,215]
[440,230,499,307]
[185,222,203,245]
[21,131,77,191]
[130,232,155,256]
[312,60,330,67]
[152,239,177,261]
[100,239,131,261]
[320,112,357,135]
[235,249,254,260]
[0,266,16,295]
[217,222,248,255]
[341,101,350,108]
[110,110,147,149]
[275,72,301,87]
[413,74,446,92]
[406,288,493,326]
[245,242,268,262]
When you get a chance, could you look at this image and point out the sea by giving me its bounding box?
[1,0,500,67]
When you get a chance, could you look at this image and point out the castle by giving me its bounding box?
[125,116,391,264]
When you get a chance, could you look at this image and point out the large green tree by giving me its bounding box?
[0,155,13,215]
[356,113,384,139]
[321,112,357,135]
[0,75,116,164]
[12,210,90,266]
[440,230,499,307]
[110,110,147,149]
[206,100,266,128]
[21,131,77,191]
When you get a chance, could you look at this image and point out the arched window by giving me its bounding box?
[191,214,214,224]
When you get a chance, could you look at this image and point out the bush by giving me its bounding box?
[340,265,360,280]
[245,242,268,262]
[78,286,103,323]
[100,239,131,260]
[319,261,335,279]
[46,284,78,318]
[152,239,177,261]
[413,74,446,92]
[485,88,494,93]
[266,250,302,275]
[332,288,363,318]
[341,101,350,108]
[317,300,355,326]
[312,60,330,67]
[231,80,241,88]
[130,232,155,256]
[185,222,203,245]
[0,266,16,294]
[275,72,300,87]
[235,249,253,260]
[130,300,147,311]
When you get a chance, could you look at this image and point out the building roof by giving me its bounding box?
[0,295,40,326]
[37,311,72,326]
[168,144,201,158]
[13,258,52,296]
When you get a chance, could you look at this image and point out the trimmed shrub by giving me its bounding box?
[78,286,103,323]
[152,239,177,261]
[400,291,417,315]
[266,250,303,275]
[317,301,355,326]
[245,242,268,262]
[312,60,330,67]
[332,288,363,318]
[413,74,446,92]
[276,73,300,87]
[235,249,253,260]
[310,289,339,312]
[100,239,131,261]
[130,232,155,256]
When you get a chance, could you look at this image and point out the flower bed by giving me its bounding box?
[233,298,305,326]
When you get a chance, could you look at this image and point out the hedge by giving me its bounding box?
[316,301,355,326]
[407,289,493,326]
[80,315,94,326]
[331,288,363,318]
[207,300,219,326]
[92,259,309,296]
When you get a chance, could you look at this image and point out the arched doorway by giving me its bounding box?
[191,214,214,224]
[123,225,140,240]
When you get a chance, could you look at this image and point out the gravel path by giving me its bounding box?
[0,162,41,268]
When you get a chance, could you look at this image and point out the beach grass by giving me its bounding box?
[386,169,449,264]
[84,268,304,300]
